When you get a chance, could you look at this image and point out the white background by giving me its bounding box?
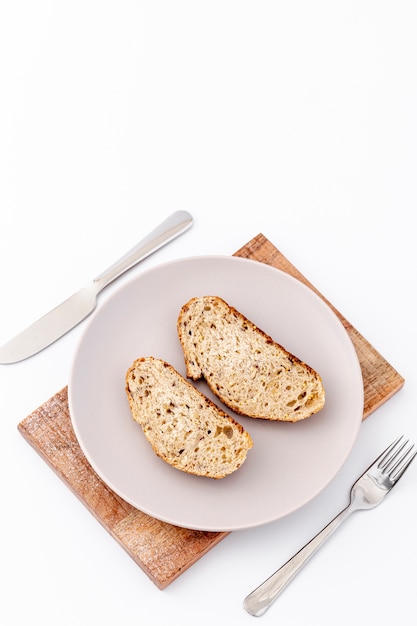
[1,2,416,624]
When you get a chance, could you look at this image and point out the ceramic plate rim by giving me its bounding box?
[68,255,364,531]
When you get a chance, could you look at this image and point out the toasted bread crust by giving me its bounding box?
[177,296,325,422]
[125,356,253,479]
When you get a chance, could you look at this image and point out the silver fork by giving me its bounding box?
[244,435,416,617]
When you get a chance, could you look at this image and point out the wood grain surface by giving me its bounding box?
[17,234,404,589]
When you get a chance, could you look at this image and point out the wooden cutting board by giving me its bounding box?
[18,234,404,589]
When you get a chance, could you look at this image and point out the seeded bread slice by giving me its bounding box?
[177,296,325,422]
[125,356,253,479]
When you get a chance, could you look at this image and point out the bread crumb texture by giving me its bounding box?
[177,296,325,422]
[125,357,253,479]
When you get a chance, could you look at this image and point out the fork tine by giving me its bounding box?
[378,436,408,473]
[390,445,417,482]
[375,435,417,482]
[388,442,412,471]
[374,435,404,470]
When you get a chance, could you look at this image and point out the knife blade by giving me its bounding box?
[0,210,193,364]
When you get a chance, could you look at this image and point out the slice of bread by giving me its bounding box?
[177,296,325,422]
[125,356,253,479]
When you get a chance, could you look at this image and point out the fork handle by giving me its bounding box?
[244,505,352,616]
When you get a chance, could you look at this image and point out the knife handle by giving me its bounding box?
[93,210,193,291]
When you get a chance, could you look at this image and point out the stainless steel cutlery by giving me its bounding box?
[244,435,416,617]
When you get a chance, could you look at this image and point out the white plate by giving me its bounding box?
[69,256,363,531]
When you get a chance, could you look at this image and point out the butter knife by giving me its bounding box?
[0,210,193,364]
